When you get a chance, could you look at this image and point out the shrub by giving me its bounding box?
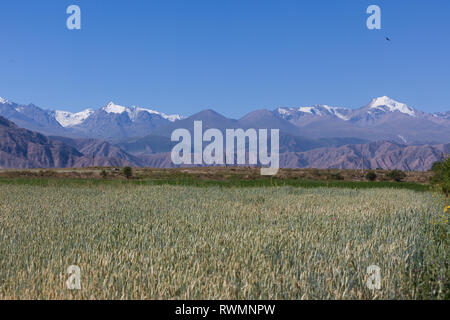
[430,157,450,196]
[100,170,108,179]
[123,166,133,179]
[387,169,406,182]
[329,172,344,180]
[365,171,377,181]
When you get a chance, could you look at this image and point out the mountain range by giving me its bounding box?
[1,95,449,144]
[0,95,449,170]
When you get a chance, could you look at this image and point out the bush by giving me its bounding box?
[123,167,133,179]
[329,172,344,180]
[100,170,107,179]
[365,171,377,181]
[387,169,406,182]
[430,157,450,196]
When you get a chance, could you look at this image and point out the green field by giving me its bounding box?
[0,176,431,192]
[0,181,447,300]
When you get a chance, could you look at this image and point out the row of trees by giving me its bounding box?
[364,170,407,182]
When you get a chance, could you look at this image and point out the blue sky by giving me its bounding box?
[1,0,449,118]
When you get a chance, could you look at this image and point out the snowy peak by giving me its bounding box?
[277,97,418,121]
[277,104,351,120]
[0,97,11,104]
[102,101,127,114]
[100,101,182,122]
[433,111,450,120]
[129,106,182,122]
[367,96,416,117]
[159,113,183,122]
[55,109,94,127]
[319,105,351,120]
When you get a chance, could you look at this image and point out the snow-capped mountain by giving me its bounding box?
[276,104,352,126]
[275,96,449,144]
[0,97,12,105]
[347,96,424,126]
[368,96,416,117]
[70,101,184,139]
[276,96,419,123]
[0,95,448,144]
[51,102,182,129]
[433,111,450,120]
[0,98,66,135]
[100,102,182,122]
[366,96,416,117]
[0,98,183,139]
[54,109,95,127]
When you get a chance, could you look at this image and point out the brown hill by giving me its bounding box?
[134,141,448,171]
[0,117,141,168]
[280,141,449,171]
[0,116,83,169]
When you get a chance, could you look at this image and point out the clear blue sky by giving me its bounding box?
[1,0,449,118]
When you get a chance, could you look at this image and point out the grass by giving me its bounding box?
[0,183,447,299]
[0,176,430,192]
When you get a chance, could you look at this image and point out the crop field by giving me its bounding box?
[0,183,448,299]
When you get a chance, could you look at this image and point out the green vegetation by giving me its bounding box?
[387,169,407,182]
[329,172,344,180]
[430,157,450,196]
[123,166,133,179]
[365,171,377,181]
[0,184,447,299]
[0,176,430,192]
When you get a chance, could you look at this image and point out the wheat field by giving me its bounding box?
[0,183,447,299]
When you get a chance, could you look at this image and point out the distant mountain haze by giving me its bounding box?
[0,95,449,170]
[1,95,448,144]
[0,115,448,171]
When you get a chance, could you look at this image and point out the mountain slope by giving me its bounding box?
[1,95,448,144]
[0,116,82,168]
[280,141,449,171]
[276,96,450,144]
[70,102,182,139]
[1,115,446,170]
[0,99,67,135]
[107,140,447,171]
[50,136,144,166]
[0,98,183,139]
[151,109,241,137]
[238,109,301,135]
[0,116,142,168]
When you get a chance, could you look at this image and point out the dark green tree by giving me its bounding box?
[365,171,377,181]
[123,166,133,179]
[387,169,406,182]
